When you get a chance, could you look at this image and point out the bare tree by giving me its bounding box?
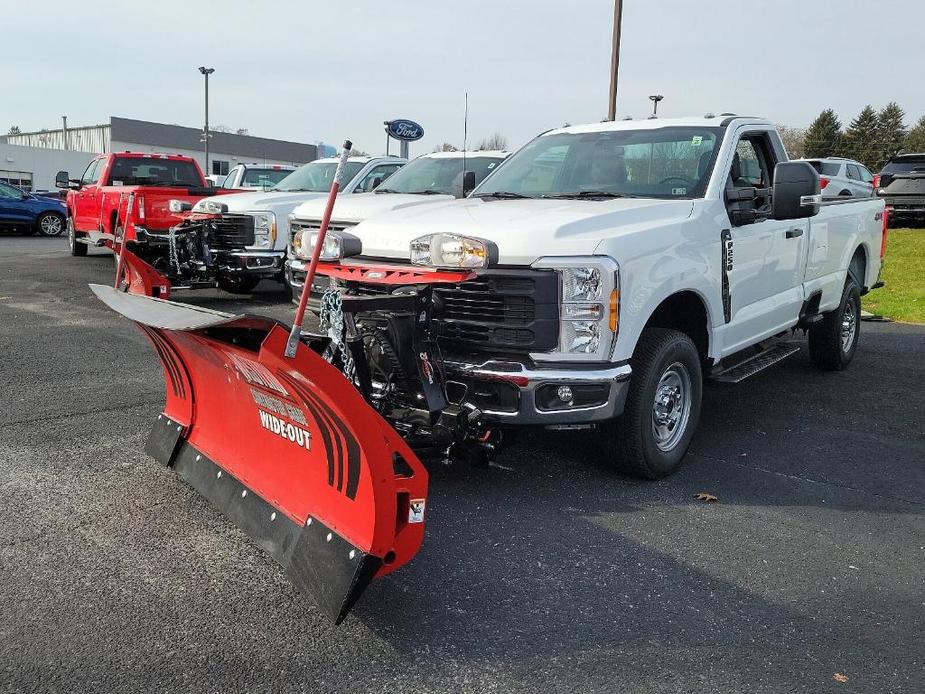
[8,125,21,136]
[235,128,249,136]
[477,133,508,151]
[433,143,459,152]
[347,148,370,158]
[777,125,807,159]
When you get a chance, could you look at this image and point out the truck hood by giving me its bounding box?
[216,190,329,214]
[349,197,695,265]
[292,192,456,223]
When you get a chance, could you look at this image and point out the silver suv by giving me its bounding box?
[797,157,875,198]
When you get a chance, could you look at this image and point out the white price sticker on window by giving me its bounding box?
[691,136,703,146]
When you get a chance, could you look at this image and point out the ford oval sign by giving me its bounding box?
[386,119,424,142]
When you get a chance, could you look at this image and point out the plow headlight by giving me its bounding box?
[293,229,362,261]
[192,198,228,214]
[168,199,193,213]
[531,257,620,361]
[410,233,495,269]
[249,211,277,249]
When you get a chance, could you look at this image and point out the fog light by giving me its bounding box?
[557,385,574,404]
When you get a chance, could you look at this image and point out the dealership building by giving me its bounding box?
[1,116,325,191]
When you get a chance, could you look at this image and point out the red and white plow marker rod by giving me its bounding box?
[285,140,353,358]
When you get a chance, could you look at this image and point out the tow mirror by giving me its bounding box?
[462,170,477,196]
[773,161,821,220]
[54,171,70,189]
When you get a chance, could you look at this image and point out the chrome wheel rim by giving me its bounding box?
[40,215,63,236]
[841,298,858,353]
[651,362,692,452]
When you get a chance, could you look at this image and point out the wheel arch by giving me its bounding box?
[627,290,713,365]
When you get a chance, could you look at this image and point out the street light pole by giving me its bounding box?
[607,0,624,121]
[198,66,215,174]
[649,94,664,118]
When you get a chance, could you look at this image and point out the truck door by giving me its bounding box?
[73,159,102,232]
[722,131,808,353]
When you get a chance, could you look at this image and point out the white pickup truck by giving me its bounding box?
[218,163,296,191]
[306,116,887,478]
[183,155,405,291]
[286,149,507,293]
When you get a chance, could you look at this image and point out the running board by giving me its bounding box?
[710,343,801,384]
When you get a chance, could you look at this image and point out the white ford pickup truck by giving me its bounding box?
[183,155,405,291]
[305,116,887,478]
[286,149,508,294]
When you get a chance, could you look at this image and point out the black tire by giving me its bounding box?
[838,190,852,197]
[217,275,260,294]
[36,212,66,237]
[808,278,861,371]
[67,217,87,257]
[598,328,703,479]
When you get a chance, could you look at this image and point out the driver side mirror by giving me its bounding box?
[462,170,477,196]
[54,171,71,189]
[772,161,821,220]
[369,176,384,191]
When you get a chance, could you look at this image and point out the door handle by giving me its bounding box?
[785,228,804,239]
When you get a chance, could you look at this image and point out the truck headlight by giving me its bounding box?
[192,198,228,214]
[410,233,496,269]
[249,211,277,249]
[168,199,192,213]
[531,256,620,361]
[293,229,362,261]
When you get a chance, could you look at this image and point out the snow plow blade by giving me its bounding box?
[90,284,428,624]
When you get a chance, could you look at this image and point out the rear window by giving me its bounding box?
[806,160,842,176]
[241,168,292,188]
[882,156,925,175]
[105,157,202,186]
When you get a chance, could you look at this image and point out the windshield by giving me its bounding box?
[106,157,202,187]
[473,127,722,199]
[242,167,292,189]
[272,160,366,192]
[377,156,504,197]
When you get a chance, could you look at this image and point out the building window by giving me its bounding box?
[0,170,34,191]
[212,160,230,176]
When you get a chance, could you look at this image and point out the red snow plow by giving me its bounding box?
[93,142,495,624]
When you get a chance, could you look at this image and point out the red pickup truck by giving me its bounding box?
[55,152,223,257]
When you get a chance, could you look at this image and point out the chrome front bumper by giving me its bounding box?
[443,357,632,426]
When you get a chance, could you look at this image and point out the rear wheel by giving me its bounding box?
[37,212,65,237]
[808,278,861,371]
[598,328,702,479]
[217,275,260,294]
[67,217,87,256]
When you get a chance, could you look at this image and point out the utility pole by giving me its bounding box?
[61,115,68,150]
[199,66,215,173]
[649,94,664,118]
[607,0,624,121]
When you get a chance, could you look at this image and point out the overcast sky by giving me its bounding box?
[3,0,924,155]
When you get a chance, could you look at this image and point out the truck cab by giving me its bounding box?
[220,163,297,191]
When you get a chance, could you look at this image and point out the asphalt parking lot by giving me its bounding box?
[0,235,922,694]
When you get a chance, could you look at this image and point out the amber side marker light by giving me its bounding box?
[609,288,619,332]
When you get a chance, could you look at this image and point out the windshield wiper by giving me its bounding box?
[404,189,447,195]
[471,191,533,199]
[540,191,638,199]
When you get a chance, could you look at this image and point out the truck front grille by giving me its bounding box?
[290,218,354,247]
[351,269,559,353]
[207,214,255,249]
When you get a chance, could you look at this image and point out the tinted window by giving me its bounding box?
[377,156,504,197]
[106,157,202,186]
[881,156,925,174]
[474,127,721,199]
[805,160,843,176]
[241,167,292,189]
[846,164,861,180]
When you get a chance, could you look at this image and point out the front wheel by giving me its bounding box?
[808,278,860,371]
[598,328,703,479]
[217,275,260,294]
[67,217,87,256]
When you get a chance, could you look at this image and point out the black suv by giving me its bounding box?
[877,154,925,227]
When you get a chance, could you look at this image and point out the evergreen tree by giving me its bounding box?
[876,102,907,166]
[905,115,925,153]
[803,109,842,158]
[843,106,880,168]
